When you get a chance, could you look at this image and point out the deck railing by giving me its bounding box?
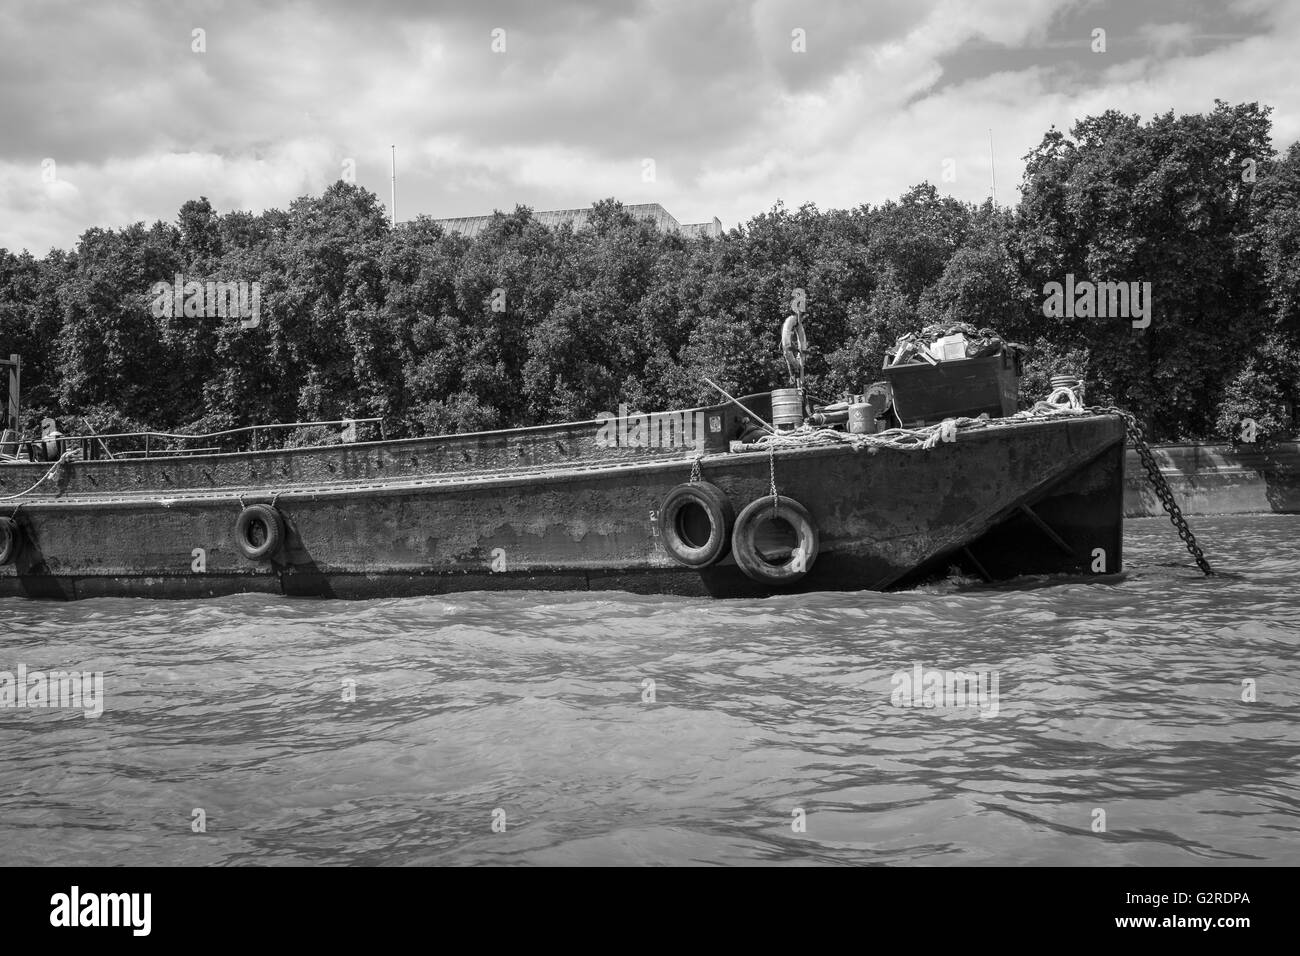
[1,418,384,462]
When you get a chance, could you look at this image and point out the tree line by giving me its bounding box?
[1,100,1296,445]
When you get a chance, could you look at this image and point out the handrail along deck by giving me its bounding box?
[2,417,384,462]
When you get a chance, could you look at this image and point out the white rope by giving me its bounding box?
[738,404,1094,455]
[921,418,959,449]
[1045,385,1084,410]
[0,450,78,501]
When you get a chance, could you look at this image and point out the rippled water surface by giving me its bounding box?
[2,515,1298,866]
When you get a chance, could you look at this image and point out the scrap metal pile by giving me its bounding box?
[886,321,1024,367]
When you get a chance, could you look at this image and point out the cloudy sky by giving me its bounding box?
[2,0,1297,253]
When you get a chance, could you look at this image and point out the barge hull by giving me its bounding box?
[0,414,1126,600]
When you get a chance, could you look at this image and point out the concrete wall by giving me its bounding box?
[1124,441,1300,516]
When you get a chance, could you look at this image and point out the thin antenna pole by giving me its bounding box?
[989,129,997,206]
[390,145,397,226]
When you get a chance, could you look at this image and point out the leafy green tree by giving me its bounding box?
[1016,101,1275,439]
[1,104,1296,449]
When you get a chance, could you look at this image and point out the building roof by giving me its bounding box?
[425,203,723,239]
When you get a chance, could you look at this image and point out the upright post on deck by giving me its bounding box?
[5,354,18,437]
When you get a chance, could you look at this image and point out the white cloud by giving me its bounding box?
[1,0,1297,251]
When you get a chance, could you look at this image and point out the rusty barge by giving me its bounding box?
[0,390,1127,601]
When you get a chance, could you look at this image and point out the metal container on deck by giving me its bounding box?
[848,403,876,434]
[771,388,804,428]
[882,350,1019,427]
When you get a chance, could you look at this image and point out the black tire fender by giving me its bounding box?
[659,481,734,568]
[234,504,286,561]
[0,517,20,565]
[731,496,819,586]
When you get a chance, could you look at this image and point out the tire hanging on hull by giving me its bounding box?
[0,517,20,565]
[234,504,286,561]
[731,496,819,587]
[659,481,735,568]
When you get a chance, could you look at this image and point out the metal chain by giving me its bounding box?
[1091,405,1214,576]
[689,456,702,483]
[768,442,780,516]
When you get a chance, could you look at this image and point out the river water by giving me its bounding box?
[1,515,1297,866]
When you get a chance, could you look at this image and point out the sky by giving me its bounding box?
[1,0,1298,254]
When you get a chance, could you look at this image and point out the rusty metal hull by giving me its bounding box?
[0,413,1126,600]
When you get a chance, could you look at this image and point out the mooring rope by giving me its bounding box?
[0,450,78,501]
[738,403,1094,454]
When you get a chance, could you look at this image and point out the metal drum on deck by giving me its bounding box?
[771,388,804,428]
